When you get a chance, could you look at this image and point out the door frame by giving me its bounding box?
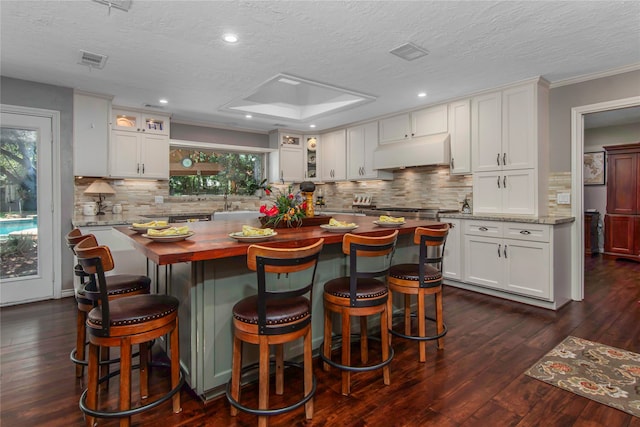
[570,96,640,301]
[1,104,62,302]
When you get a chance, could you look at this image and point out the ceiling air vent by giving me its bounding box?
[78,50,108,69]
[389,42,429,61]
[143,104,165,109]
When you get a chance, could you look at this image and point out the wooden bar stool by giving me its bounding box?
[387,224,449,362]
[74,236,183,427]
[226,238,324,427]
[66,229,151,378]
[320,230,398,396]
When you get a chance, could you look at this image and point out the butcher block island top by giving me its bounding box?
[116,215,443,265]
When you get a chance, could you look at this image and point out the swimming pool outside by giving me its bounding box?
[0,217,38,236]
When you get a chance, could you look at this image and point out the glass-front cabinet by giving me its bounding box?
[304,135,320,181]
[112,108,169,135]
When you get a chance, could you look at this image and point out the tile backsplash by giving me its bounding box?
[75,168,572,218]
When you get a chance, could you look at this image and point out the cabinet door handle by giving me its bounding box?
[451,158,455,169]
[497,176,501,188]
[520,230,531,235]
[479,226,488,231]
[411,133,414,137]
[503,153,506,165]
[498,244,501,258]
[504,245,508,258]
[137,163,140,174]
[405,134,408,138]
[142,164,145,174]
[503,175,507,188]
[497,153,501,166]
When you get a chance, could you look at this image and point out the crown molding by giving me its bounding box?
[550,63,640,88]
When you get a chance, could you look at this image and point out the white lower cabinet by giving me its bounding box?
[442,219,462,281]
[462,220,552,300]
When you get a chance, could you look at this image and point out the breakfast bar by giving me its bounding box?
[117,215,441,401]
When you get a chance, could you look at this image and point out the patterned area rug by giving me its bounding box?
[525,336,640,417]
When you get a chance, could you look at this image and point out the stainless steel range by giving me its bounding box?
[359,206,458,220]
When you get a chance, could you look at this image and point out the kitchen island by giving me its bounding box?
[117,215,441,401]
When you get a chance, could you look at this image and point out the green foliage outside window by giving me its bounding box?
[169,149,265,196]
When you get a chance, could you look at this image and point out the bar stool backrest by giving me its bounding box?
[414,225,450,288]
[344,230,399,307]
[74,236,116,337]
[66,229,95,284]
[246,238,324,336]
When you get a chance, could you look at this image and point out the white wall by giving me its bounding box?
[583,122,640,250]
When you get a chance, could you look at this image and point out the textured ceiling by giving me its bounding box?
[1,1,639,133]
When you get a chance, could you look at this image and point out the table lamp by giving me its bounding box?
[84,179,116,215]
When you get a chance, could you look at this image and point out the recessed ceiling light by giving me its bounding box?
[223,33,238,43]
[418,92,427,98]
[159,99,168,104]
[245,114,252,119]
[309,124,316,128]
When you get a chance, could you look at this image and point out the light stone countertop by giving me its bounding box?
[438,212,575,225]
[72,213,168,227]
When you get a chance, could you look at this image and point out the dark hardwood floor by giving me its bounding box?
[1,255,639,426]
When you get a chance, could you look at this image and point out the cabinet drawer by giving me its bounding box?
[464,221,503,237]
[503,222,549,243]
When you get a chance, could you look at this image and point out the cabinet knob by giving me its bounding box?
[479,226,489,231]
[520,230,531,235]
[405,134,408,138]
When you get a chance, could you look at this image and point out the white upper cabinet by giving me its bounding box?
[472,82,539,172]
[320,129,346,181]
[411,104,448,138]
[110,131,169,179]
[268,131,304,183]
[448,99,471,175]
[347,122,393,180]
[378,104,448,145]
[378,113,411,144]
[73,92,111,177]
[109,107,170,179]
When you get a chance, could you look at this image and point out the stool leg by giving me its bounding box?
[381,307,391,386]
[341,311,351,396]
[258,336,270,427]
[76,308,86,378]
[170,320,182,414]
[359,316,368,364]
[85,342,99,427]
[99,346,110,390]
[404,294,412,336]
[275,344,284,395]
[418,291,427,362]
[230,334,242,417]
[386,291,393,345]
[140,342,149,399]
[435,291,444,350]
[303,327,314,420]
[323,307,332,372]
[119,338,132,427]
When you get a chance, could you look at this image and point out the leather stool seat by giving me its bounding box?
[324,277,388,300]
[76,274,150,304]
[87,294,178,329]
[233,295,310,326]
[388,264,442,285]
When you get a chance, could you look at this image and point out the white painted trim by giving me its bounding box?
[551,64,640,88]
[570,96,640,301]
[0,104,62,300]
[170,138,276,154]
[170,118,269,135]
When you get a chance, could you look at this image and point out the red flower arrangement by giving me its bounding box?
[259,185,307,227]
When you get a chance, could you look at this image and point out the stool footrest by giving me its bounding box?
[389,313,447,341]
[79,362,185,419]
[226,360,316,417]
[319,334,394,373]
